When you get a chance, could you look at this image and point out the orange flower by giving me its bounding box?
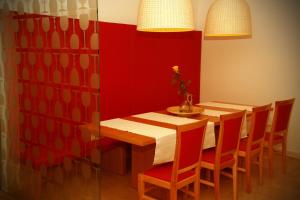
[172,65,179,74]
[171,65,191,96]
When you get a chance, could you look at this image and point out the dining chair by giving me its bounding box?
[200,110,245,200]
[264,98,295,176]
[138,119,208,200]
[238,104,271,193]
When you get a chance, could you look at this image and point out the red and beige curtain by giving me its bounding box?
[0,0,100,198]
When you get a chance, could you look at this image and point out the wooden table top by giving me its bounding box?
[81,123,156,146]
[80,102,255,147]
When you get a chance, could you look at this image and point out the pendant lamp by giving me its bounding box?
[137,0,194,32]
[204,0,252,37]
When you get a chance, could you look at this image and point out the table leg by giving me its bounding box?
[131,144,155,188]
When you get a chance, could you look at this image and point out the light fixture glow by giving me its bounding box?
[137,0,195,32]
[204,0,252,38]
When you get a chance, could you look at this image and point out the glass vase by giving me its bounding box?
[179,93,193,113]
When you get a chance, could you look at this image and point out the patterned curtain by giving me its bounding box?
[0,0,101,199]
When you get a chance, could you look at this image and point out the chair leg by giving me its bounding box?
[282,140,287,174]
[232,164,238,200]
[138,174,144,200]
[214,169,220,200]
[170,187,177,200]
[259,148,264,184]
[268,144,274,177]
[245,155,251,193]
[194,178,200,200]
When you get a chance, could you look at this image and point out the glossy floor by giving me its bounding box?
[1,153,300,199]
[101,153,300,200]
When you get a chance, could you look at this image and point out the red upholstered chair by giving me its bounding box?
[238,104,271,193]
[264,98,295,176]
[200,111,245,200]
[138,119,208,200]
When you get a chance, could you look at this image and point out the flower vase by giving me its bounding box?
[180,93,193,113]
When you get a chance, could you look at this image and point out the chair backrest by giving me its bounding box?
[172,119,208,183]
[271,98,295,133]
[216,110,245,162]
[247,104,271,149]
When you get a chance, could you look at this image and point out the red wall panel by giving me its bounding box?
[99,22,133,120]
[100,22,202,120]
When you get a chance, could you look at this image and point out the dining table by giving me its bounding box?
[80,101,256,187]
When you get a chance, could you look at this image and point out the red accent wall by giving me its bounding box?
[100,22,202,120]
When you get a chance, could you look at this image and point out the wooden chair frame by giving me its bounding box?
[264,98,295,176]
[200,110,246,200]
[238,104,271,193]
[138,119,208,200]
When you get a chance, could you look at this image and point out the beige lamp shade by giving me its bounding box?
[204,0,252,37]
[137,0,194,32]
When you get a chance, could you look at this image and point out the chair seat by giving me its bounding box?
[202,148,233,164]
[264,132,283,142]
[239,138,260,152]
[144,162,195,182]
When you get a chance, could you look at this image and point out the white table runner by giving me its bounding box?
[133,112,199,125]
[101,118,176,165]
[201,109,248,138]
[100,108,247,165]
[266,109,274,132]
[198,101,254,112]
[201,109,231,117]
[133,112,216,149]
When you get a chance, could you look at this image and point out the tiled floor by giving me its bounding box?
[1,153,300,199]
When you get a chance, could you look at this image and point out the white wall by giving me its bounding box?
[99,0,206,28]
[99,0,300,155]
[199,0,300,156]
[98,0,140,24]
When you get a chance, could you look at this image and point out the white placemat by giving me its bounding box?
[201,109,231,117]
[265,109,274,132]
[100,118,176,165]
[133,112,216,149]
[133,112,199,125]
[198,101,254,111]
[201,109,248,138]
[203,122,216,149]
